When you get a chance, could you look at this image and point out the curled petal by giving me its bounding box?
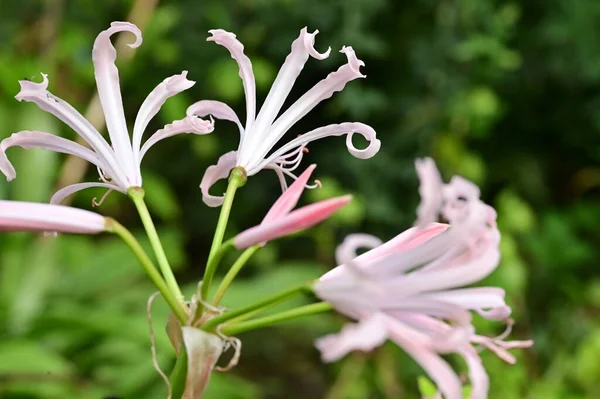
[315,313,388,362]
[50,182,125,205]
[132,71,196,165]
[92,21,142,186]
[1,131,113,179]
[252,122,380,175]
[186,100,244,137]
[13,74,123,186]
[256,46,367,163]
[0,200,106,234]
[208,29,256,130]
[139,115,214,161]
[200,151,238,207]
[415,158,443,227]
[234,195,351,249]
[261,164,316,224]
[335,234,383,265]
[242,28,331,165]
[420,287,509,318]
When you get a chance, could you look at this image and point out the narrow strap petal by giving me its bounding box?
[415,158,444,227]
[199,151,238,207]
[243,28,330,165]
[234,195,351,249]
[460,347,489,399]
[92,21,142,186]
[253,122,380,175]
[139,115,214,161]
[207,30,256,131]
[50,182,125,205]
[261,164,316,224]
[186,100,244,137]
[253,46,366,164]
[132,71,196,166]
[335,234,383,265]
[0,200,106,234]
[14,74,124,186]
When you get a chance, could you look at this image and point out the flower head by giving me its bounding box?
[0,200,106,234]
[0,22,213,205]
[234,164,351,248]
[314,158,532,399]
[197,28,381,206]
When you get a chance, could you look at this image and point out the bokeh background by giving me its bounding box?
[1,0,599,398]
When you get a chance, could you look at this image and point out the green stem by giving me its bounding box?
[129,187,184,303]
[221,302,333,336]
[169,350,187,399]
[201,282,311,332]
[201,167,247,300]
[106,218,187,324]
[211,245,260,305]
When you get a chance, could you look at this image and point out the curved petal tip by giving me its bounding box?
[15,73,49,102]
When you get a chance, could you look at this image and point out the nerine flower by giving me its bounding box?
[0,200,106,234]
[0,22,213,204]
[196,28,381,206]
[234,164,351,248]
[314,158,532,399]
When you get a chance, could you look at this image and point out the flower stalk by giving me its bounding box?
[211,245,260,305]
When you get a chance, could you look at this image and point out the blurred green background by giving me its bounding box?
[1,0,599,398]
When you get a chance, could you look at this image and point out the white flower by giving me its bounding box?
[195,28,381,206]
[0,22,213,204]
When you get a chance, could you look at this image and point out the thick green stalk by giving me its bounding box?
[221,302,333,335]
[129,187,184,303]
[106,218,187,324]
[169,351,187,399]
[201,167,247,300]
[201,282,311,332]
[211,245,260,305]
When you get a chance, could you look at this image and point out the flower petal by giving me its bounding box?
[199,151,238,207]
[92,21,142,186]
[0,200,106,234]
[315,313,388,362]
[139,115,214,161]
[251,122,380,175]
[50,182,125,205]
[460,347,489,399]
[261,164,316,224]
[239,27,330,167]
[253,46,367,165]
[207,29,256,130]
[335,233,383,265]
[421,287,511,321]
[14,74,123,186]
[415,158,444,227]
[132,71,195,166]
[234,195,351,248]
[187,100,244,137]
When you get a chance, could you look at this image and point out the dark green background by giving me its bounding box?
[0,0,598,398]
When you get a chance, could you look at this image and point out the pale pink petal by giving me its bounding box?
[259,46,367,162]
[180,327,224,398]
[385,317,463,399]
[187,100,244,137]
[0,200,106,234]
[1,131,115,179]
[421,287,510,321]
[460,347,489,399]
[199,151,238,207]
[139,115,214,161]
[234,195,351,248]
[207,29,256,130]
[251,122,380,175]
[315,313,388,362]
[261,164,316,224]
[382,299,472,327]
[50,182,125,205]
[335,233,383,265]
[239,28,330,166]
[14,74,123,186]
[415,158,443,227]
[92,21,142,186]
[132,71,196,165]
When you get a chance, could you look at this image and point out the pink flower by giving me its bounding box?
[0,200,106,234]
[314,158,532,399]
[234,165,351,249]
[0,22,213,205]
[196,28,380,206]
